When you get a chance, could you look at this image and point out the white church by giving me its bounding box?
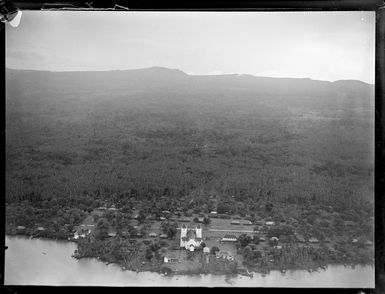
[180,224,203,251]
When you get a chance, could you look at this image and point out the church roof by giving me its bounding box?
[186,230,196,239]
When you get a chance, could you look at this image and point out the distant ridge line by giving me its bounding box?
[5,67,373,85]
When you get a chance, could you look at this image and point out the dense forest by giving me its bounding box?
[5,67,374,238]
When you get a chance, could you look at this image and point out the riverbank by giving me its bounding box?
[6,230,374,278]
[5,235,374,287]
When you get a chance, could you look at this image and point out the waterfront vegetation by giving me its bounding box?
[5,68,374,275]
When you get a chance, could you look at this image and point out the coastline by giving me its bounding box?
[5,233,374,278]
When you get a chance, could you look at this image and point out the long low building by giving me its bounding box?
[221,234,237,242]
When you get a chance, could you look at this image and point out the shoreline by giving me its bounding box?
[6,234,374,278]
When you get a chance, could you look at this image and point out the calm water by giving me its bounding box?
[5,236,374,287]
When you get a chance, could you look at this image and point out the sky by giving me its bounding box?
[6,11,375,84]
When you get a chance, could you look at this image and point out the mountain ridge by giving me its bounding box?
[5,67,373,86]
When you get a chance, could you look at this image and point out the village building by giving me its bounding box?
[203,247,210,254]
[265,221,275,226]
[148,232,158,238]
[180,224,203,251]
[160,234,168,239]
[209,212,218,218]
[230,220,241,225]
[309,237,319,243]
[242,220,253,226]
[221,235,237,242]
[163,255,179,263]
[17,226,26,230]
[216,251,234,261]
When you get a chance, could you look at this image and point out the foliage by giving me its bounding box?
[202,217,211,225]
[237,234,252,248]
[210,246,220,255]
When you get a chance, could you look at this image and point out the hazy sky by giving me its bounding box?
[6,11,375,83]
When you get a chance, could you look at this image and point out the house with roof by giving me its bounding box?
[203,247,210,254]
[309,237,319,243]
[163,255,179,263]
[108,231,117,237]
[148,232,158,238]
[231,220,241,225]
[216,251,234,261]
[242,220,253,226]
[221,235,237,242]
[180,224,203,251]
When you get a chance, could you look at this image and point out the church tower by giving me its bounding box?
[180,224,188,247]
[196,224,202,239]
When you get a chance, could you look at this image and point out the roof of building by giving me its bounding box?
[186,230,196,239]
[223,234,237,239]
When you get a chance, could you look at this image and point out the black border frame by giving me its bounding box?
[1,1,384,293]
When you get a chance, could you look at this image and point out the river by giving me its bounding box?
[4,236,374,287]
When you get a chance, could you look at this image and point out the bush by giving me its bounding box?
[211,246,220,255]
[160,266,173,275]
[203,217,211,225]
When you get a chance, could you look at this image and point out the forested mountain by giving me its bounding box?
[5,67,374,213]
